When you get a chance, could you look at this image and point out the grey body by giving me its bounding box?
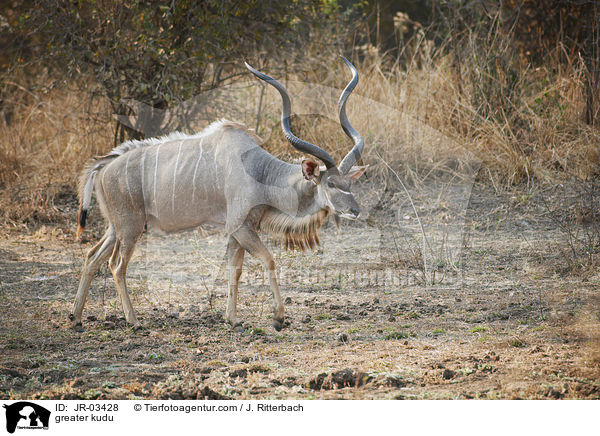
[110,123,307,234]
[71,59,366,331]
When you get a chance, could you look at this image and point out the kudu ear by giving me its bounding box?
[348,165,368,181]
[301,158,321,183]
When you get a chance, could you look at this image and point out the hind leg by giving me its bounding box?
[71,227,117,328]
[225,236,245,330]
[108,235,140,326]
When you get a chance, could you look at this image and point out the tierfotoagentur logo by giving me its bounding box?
[3,402,50,433]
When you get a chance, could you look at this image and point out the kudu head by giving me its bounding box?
[245,57,366,220]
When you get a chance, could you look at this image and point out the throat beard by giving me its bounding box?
[259,207,329,250]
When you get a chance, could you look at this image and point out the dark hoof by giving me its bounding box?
[273,319,284,332]
[68,313,74,321]
[132,323,143,332]
[73,322,84,332]
[233,322,245,333]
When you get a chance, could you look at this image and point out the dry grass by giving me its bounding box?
[0,79,113,229]
[357,50,599,187]
[258,47,599,193]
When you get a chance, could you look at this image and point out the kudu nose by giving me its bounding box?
[351,207,360,218]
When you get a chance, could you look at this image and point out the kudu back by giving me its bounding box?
[71,57,367,331]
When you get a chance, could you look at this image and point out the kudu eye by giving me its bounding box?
[327,180,335,188]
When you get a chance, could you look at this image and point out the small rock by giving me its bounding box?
[385,375,406,388]
[309,369,372,390]
[442,369,456,380]
[134,353,145,361]
[284,376,297,388]
[0,368,25,378]
[70,378,86,388]
[229,368,248,379]
[197,386,230,400]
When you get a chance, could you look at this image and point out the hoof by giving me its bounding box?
[233,322,245,333]
[273,319,284,332]
[132,323,143,332]
[73,322,84,332]
[68,313,74,321]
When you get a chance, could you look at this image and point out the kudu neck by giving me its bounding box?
[260,159,325,219]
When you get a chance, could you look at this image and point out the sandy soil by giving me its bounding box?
[1,181,599,400]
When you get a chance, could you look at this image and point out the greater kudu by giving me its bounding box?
[71,57,366,331]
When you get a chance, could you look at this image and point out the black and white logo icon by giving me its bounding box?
[3,402,50,434]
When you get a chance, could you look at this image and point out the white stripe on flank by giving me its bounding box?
[125,152,135,206]
[82,170,97,210]
[153,143,162,218]
[140,148,146,209]
[191,138,204,203]
[213,150,218,190]
[172,141,183,214]
[101,165,107,195]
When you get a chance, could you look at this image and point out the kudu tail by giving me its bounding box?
[77,164,98,238]
[76,159,112,238]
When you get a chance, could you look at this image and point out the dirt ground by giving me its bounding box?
[1,179,599,400]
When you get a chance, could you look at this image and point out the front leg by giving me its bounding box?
[225,236,245,331]
[231,225,285,331]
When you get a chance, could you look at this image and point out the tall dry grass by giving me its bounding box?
[345,45,599,188]
[1,37,599,230]
[0,79,113,229]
